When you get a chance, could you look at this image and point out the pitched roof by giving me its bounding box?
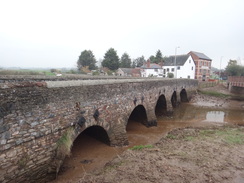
[141,63,162,69]
[164,54,190,66]
[119,68,133,74]
[188,51,212,61]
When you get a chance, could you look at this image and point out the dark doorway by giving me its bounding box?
[155,94,167,117]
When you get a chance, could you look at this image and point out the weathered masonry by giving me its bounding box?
[0,77,198,182]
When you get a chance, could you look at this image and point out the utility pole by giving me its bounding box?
[174,46,180,78]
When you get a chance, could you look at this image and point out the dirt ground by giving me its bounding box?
[77,84,244,183]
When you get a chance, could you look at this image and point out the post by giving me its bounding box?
[219,56,223,82]
[174,46,180,78]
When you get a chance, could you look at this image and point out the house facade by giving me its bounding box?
[188,51,212,81]
[117,68,141,77]
[141,60,163,77]
[163,54,195,79]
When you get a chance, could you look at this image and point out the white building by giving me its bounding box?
[163,54,195,79]
[141,60,163,77]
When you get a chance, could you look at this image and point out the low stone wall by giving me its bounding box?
[0,78,198,182]
[198,81,218,89]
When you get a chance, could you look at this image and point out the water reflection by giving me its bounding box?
[205,111,225,123]
[164,103,244,125]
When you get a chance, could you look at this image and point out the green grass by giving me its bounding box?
[130,144,154,150]
[198,90,231,98]
[166,134,177,139]
[200,128,244,145]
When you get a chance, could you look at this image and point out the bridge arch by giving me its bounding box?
[180,89,188,102]
[127,105,148,128]
[78,125,110,145]
[155,94,167,117]
[171,91,177,108]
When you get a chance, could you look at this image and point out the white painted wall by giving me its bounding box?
[177,56,195,79]
[163,55,195,79]
[141,68,164,77]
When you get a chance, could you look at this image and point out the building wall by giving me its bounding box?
[162,56,195,79]
[177,56,195,79]
[0,78,198,183]
[141,69,163,77]
[195,59,211,81]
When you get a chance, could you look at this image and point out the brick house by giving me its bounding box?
[188,51,212,81]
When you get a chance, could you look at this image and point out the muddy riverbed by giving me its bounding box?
[50,84,244,183]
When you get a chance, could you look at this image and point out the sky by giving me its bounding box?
[0,0,244,69]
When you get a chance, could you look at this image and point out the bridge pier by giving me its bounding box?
[108,118,129,146]
[145,108,157,127]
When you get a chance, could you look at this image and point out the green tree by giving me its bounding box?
[133,56,145,67]
[149,55,156,63]
[102,48,120,70]
[154,49,163,64]
[120,53,132,68]
[77,50,96,70]
[225,59,244,76]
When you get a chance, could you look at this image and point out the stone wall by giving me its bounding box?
[0,78,198,182]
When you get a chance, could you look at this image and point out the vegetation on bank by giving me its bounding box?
[130,144,154,150]
[167,126,244,145]
[198,89,231,98]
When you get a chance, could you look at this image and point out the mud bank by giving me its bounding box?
[80,125,244,183]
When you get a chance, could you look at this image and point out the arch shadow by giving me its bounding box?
[180,89,189,102]
[155,94,167,117]
[126,105,148,131]
[171,91,177,108]
[77,125,110,145]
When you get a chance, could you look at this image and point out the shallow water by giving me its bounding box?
[50,103,244,183]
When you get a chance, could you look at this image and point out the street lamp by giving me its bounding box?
[174,46,180,78]
[219,56,223,81]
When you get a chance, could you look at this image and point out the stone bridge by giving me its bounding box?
[0,77,198,182]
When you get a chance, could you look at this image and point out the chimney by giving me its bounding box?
[147,59,150,68]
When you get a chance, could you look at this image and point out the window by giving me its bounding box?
[192,66,193,70]
[200,69,202,73]
[171,68,174,72]
[177,66,180,70]
[187,75,190,79]
[189,59,191,63]
[154,69,158,72]
[167,68,169,72]
[163,69,166,74]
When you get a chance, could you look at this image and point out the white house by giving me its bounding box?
[141,60,163,77]
[163,54,195,79]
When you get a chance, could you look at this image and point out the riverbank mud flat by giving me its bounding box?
[80,125,244,183]
[78,84,244,183]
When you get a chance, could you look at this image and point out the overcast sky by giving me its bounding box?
[0,0,243,69]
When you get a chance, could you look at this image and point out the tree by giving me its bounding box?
[133,56,145,68]
[102,48,120,70]
[225,59,244,76]
[77,50,96,70]
[149,55,156,63]
[120,53,131,68]
[154,50,163,64]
